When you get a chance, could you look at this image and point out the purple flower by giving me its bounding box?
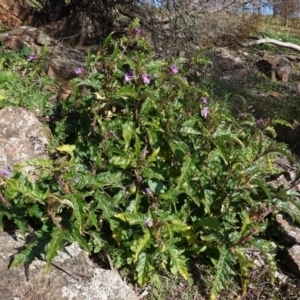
[201,107,209,119]
[145,188,154,197]
[73,177,80,183]
[141,73,151,84]
[170,64,179,74]
[75,67,84,75]
[145,218,153,228]
[136,175,143,182]
[125,70,135,82]
[256,118,263,127]
[108,130,118,138]
[201,97,208,104]
[134,28,141,36]
[28,54,37,62]
[0,169,11,178]
[240,113,247,117]
[141,148,149,159]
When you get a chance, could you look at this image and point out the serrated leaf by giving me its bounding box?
[71,227,90,252]
[115,212,145,225]
[109,156,133,169]
[9,240,39,270]
[253,178,271,201]
[176,157,195,189]
[147,148,160,162]
[210,245,236,300]
[46,228,68,271]
[95,190,118,230]
[274,198,300,223]
[137,252,153,285]
[133,230,151,262]
[252,239,277,284]
[115,86,137,99]
[235,247,254,294]
[69,194,84,234]
[169,218,191,233]
[96,171,125,187]
[165,242,189,280]
[182,181,201,206]
[202,189,215,215]
[56,144,75,156]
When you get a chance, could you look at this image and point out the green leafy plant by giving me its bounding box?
[0,18,299,299]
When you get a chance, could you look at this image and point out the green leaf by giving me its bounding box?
[252,239,277,284]
[169,140,190,164]
[182,181,201,206]
[148,178,167,194]
[46,228,68,272]
[235,247,254,294]
[9,240,39,270]
[147,148,160,163]
[176,157,195,189]
[197,217,220,229]
[210,245,236,300]
[96,171,125,187]
[115,212,145,225]
[137,252,153,285]
[115,86,137,99]
[69,194,85,234]
[109,156,133,169]
[165,242,189,280]
[95,191,118,230]
[103,31,115,48]
[122,121,135,150]
[253,178,272,201]
[133,230,151,262]
[71,227,90,252]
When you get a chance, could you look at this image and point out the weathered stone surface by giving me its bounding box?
[0,231,138,300]
[0,26,86,85]
[0,0,33,29]
[256,55,293,82]
[285,245,300,277]
[276,214,300,245]
[0,106,48,172]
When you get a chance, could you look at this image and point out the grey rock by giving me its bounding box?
[0,106,48,173]
[285,245,300,277]
[0,231,138,300]
[276,214,300,245]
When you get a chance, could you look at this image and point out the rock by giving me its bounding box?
[0,231,138,300]
[256,55,293,82]
[0,26,86,85]
[0,106,48,174]
[0,0,33,28]
[285,245,300,277]
[275,214,300,246]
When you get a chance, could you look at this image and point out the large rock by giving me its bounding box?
[0,0,33,28]
[0,106,48,173]
[0,231,138,300]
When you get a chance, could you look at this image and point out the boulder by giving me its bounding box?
[0,106,48,174]
[0,231,138,300]
[256,55,293,82]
